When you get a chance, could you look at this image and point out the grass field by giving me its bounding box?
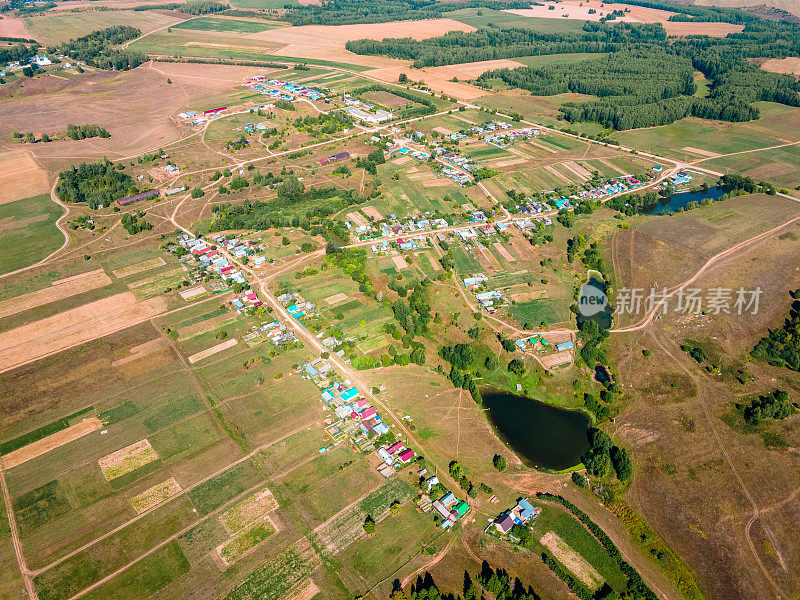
[23,11,179,44]
[0,194,64,276]
[171,17,281,33]
[446,7,586,33]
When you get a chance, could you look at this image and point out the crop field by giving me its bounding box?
[172,17,282,34]
[23,10,182,44]
[700,144,800,190]
[128,29,282,62]
[445,7,587,33]
[0,194,64,275]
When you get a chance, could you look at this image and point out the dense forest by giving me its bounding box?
[132,1,226,13]
[283,0,531,26]
[66,124,111,140]
[349,17,800,130]
[57,26,145,71]
[751,290,800,372]
[55,160,138,209]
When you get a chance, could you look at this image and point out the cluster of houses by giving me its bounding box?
[231,291,262,312]
[492,498,541,534]
[429,490,470,529]
[513,334,574,353]
[354,212,450,242]
[485,126,540,148]
[259,320,298,347]
[178,234,248,286]
[277,292,320,327]
[437,152,485,186]
[388,145,430,162]
[461,274,507,313]
[512,215,555,231]
[376,440,416,477]
[244,75,326,102]
[669,170,693,186]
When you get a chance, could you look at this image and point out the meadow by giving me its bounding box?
[0,194,64,276]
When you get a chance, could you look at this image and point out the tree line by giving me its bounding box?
[751,289,800,372]
[67,124,110,140]
[132,1,226,13]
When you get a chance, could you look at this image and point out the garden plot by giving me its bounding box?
[2,417,102,470]
[111,257,166,278]
[541,531,604,590]
[310,478,414,555]
[324,292,348,305]
[0,268,111,320]
[219,487,279,534]
[98,439,159,481]
[493,242,516,262]
[129,477,182,514]
[218,516,277,566]
[188,338,238,364]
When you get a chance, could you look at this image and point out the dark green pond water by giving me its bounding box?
[482,388,591,471]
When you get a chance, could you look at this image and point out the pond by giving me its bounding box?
[482,388,591,471]
[594,365,612,385]
[642,185,726,216]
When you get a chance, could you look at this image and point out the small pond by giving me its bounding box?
[642,185,726,215]
[482,388,590,471]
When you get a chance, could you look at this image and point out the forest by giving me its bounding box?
[348,16,800,129]
[55,160,138,209]
[283,0,531,26]
[57,26,145,71]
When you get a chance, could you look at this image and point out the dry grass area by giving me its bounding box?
[0,16,34,39]
[112,256,165,278]
[759,57,800,76]
[98,438,159,480]
[0,150,50,204]
[0,291,167,373]
[252,19,474,68]
[129,477,182,513]
[682,146,722,158]
[187,337,238,363]
[0,268,111,319]
[0,62,272,170]
[1,417,102,469]
[540,531,604,590]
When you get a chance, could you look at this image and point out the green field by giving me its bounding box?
[172,17,280,33]
[509,298,568,327]
[513,52,608,67]
[228,0,298,8]
[23,11,177,44]
[0,194,64,276]
[446,7,586,33]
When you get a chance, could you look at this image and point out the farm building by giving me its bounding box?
[317,152,350,166]
[117,189,158,206]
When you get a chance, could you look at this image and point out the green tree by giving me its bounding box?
[363,515,376,534]
[492,454,507,471]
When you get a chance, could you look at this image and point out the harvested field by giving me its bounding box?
[1,417,102,469]
[367,58,525,99]
[422,178,453,187]
[98,438,159,480]
[392,255,409,269]
[0,268,111,320]
[0,150,50,205]
[493,242,516,262]
[0,292,167,373]
[0,16,33,39]
[363,206,382,220]
[111,256,165,278]
[540,531,603,590]
[563,160,593,179]
[759,57,800,76]
[179,286,207,300]
[110,338,170,367]
[324,292,349,305]
[540,350,572,368]
[219,487,278,535]
[663,21,743,37]
[188,338,238,363]
[544,165,570,182]
[682,146,721,158]
[129,477,182,514]
[505,0,675,23]
[392,155,412,165]
[251,19,474,68]
[363,89,410,108]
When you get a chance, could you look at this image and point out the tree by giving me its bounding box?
[484,355,499,371]
[398,73,408,83]
[508,358,526,376]
[410,344,426,365]
[493,454,507,471]
[610,446,632,482]
[363,515,376,534]
[390,501,401,515]
[449,460,465,480]
[571,471,586,487]
[41,133,50,142]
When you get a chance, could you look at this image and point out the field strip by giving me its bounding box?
[0,292,167,373]
[112,257,166,278]
[324,292,348,305]
[111,338,170,367]
[597,158,625,175]
[526,139,558,154]
[346,211,368,227]
[179,286,207,300]
[0,268,112,320]
[99,439,159,481]
[561,161,590,181]
[188,338,238,363]
[1,417,102,470]
[493,242,516,262]
[0,149,50,205]
[682,146,721,158]
[540,531,603,590]
[285,580,320,600]
[129,477,182,513]
[544,165,570,182]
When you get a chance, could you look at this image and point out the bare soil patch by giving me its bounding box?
[540,350,572,368]
[111,337,170,367]
[363,206,382,221]
[0,292,167,373]
[392,255,409,269]
[488,157,528,168]
[682,146,722,158]
[0,150,50,204]
[1,417,102,469]
[494,242,516,262]
[346,211,368,227]
[179,285,207,300]
[0,16,34,39]
[188,337,238,363]
[324,292,349,305]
